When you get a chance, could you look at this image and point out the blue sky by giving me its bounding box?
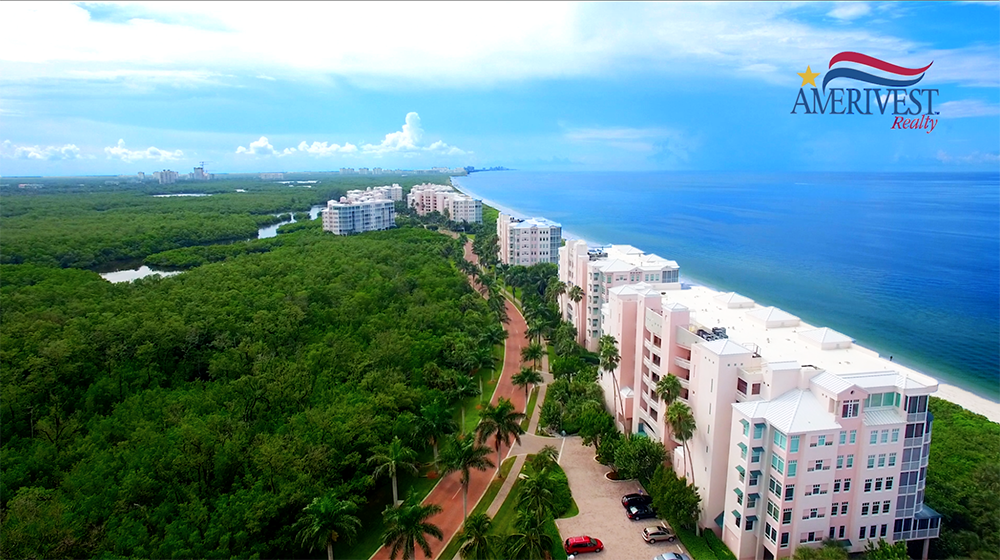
[1,1,997,175]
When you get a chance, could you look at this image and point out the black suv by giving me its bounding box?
[621,493,653,508]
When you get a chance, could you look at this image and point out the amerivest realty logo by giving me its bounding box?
[792,51,940,133]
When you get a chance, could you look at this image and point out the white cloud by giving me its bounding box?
[235,136,279,156]
[1,140,81,160]
[104,139,183,162]
[938,99,1000,118]
[828,3,872,20]
[0,3,994,89]
[936,150,1000,164]
[295,141,358,156]
[244,112,466,158]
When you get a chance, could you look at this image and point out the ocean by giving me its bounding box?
[453,171,1000,401]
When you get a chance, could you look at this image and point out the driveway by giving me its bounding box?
[556,437,688,560]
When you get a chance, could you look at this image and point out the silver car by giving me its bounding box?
[642,525,677,543]
[652,553,691,560]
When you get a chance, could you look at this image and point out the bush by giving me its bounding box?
[675,527,717,560]
[614,435,666,484]
[704,529,736,560]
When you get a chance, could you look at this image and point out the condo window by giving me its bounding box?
[789,436,800,453]
[842,400,860,418]
[754,423,765,439]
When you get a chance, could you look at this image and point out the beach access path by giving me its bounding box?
[369,239,528,560]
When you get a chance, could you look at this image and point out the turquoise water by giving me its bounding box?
[454,171,1000,401]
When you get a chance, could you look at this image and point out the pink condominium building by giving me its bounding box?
[497,213,562,266]
[560,247,942,560]
[558,239,680,352]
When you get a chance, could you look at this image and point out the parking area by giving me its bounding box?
[556,436,689,560]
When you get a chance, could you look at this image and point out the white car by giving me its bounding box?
[652,553,691,560]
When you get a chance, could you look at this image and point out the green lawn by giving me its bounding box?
[437,456,518,560]
[520,386,539,431]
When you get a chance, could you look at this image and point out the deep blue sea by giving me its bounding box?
[453,171,1000,401]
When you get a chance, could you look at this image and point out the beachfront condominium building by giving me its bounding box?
[497,213,562,267]
[322,188,397,235]
[558,239,681,352]
[598,278,941,560]
[406,183,482,223]
[346,184,403,202]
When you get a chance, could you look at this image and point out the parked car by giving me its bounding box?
[642,525,676,543]
[564,535,604,555]
[626,503,658,520]
[652,553,691,560]
[622,493,654,508]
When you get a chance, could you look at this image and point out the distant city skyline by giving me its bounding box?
[1,2,997,176]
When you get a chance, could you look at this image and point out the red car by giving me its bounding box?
[564,535,604,555]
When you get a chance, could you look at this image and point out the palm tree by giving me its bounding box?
[517,463,556,519]
[477,397,525,477]
[525,321,546,345]
[520,342,544,369]
[458,513,498,560]
[505,510,555,560]
[599,334,622,427]
[511,367,544,404]
[667,401,697,486]
[417,399,458,472]
[368,437,419,506]
[568,284,584,304]
[296,494,362,560]
[450,374,482,432]
[382,496,444,560]
[440,433,495,521]
[655,374,683,443]
[545,277,566,304]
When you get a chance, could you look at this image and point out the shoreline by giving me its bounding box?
[451,175,1000,424]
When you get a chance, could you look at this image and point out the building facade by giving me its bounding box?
[594,277,941,560]
[497,213,562,267]
[406,184,482,223]
[558,240,681,352]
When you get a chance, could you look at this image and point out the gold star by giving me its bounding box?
[798,66,820,88]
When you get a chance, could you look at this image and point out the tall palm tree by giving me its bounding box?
[520,342,544,369]
[599,334,622,426]
[296,494,362,560]
[525,322,546,345]
[505,510,555,560]
[417,399,458,472]
[440,433,495,521]
[545,277,566,304]
[458,513,498,560]
[667,401,697,486]
[450,373,482,431]
[477,397,525,477]
[368,437,419,506]
[568,284,584,304]
[382,496,444,560]
[656,373,684,446]
[511,367,544,404]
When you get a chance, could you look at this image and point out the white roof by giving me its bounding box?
[702,339,753,356]
[715,292,755,308]
[799,327,853,346]
[747,306,800,325]
[609,283,659,298]
[591,245,679,271]
[658,285,941,400]
[733,389,842,433]
[863,407,906,427]
[664,302,688,311]
[511,217,561,229]
[810,371,854,394]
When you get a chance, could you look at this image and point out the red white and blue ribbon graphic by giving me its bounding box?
[822,51,933,90]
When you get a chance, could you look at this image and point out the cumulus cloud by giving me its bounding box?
[236,136,279,156]
[237,113,466,158]
[104,139,183,162]
[938,99,1000,118]
[1,140,82,160]
[936,150,1000,164]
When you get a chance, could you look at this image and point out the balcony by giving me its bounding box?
[644,356,661,375]
[674,356,691,370]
